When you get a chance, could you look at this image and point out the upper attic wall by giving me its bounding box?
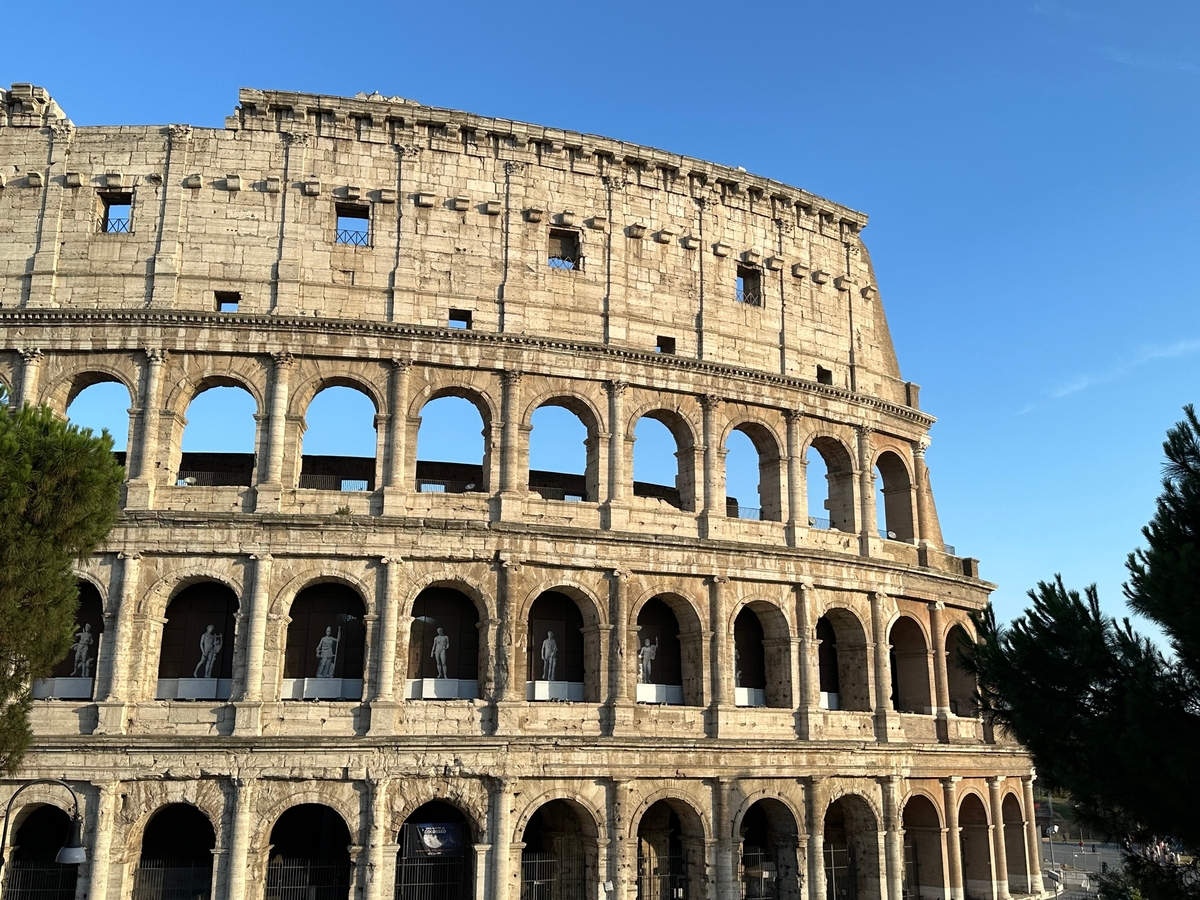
[0,84,915,409]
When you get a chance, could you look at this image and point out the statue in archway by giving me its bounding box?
[70,623,94,678]
[541,631,558,681]
[638,637,659,684]
[431,627,451,679]
[194,625,223,678]
[315,626,341,678]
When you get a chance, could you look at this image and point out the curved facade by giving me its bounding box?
[0,83,1045,900]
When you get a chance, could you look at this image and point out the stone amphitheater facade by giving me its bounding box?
[0,83,1046,900]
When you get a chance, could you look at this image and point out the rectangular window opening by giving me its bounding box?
[449,309,472,330]
[99,192,132,234]
[335,203,370,246]
[548,228,583,271]
[656,336,676,355]
[736,264,763,306]
[816,365,833,385]
[215,291,241,313]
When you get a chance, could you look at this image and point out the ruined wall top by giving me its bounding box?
[0,84,71,129]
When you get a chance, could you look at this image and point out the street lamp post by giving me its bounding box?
[0,779,87,871]
[1046,825,1059,868]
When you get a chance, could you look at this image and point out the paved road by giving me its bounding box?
[1039,840,1124,896]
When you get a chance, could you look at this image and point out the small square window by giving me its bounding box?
[816,365,833,385]
[215,291,241,313]
[449,309,472,330]
[656,336,676,355]
[336,203,370,246]
[736,265,762,306]
[99,193,132,234]
[548,228,583,270]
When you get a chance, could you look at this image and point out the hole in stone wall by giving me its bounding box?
[215,291,241,312]
[655,336,676,355]
[816,366,833,385]
[448,309,472,330]
[335,203,370,246]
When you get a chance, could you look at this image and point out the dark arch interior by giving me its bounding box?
[637,598,683,686]
[521,801,588,899]
[396,801,473,900]
[141,804,216,862]
[889,616,931,714]
[159,583,238,680]
[13,806,72,862]
[637,801,692,898]
[526,591,585,683]
[284,583,366,679]
[408,588,480,680]
[816,617,840,695]
[270,804,352,862]
[946,625,977,716]
[734,608,767,690]
[740,800,801,900]
[902,795,945,899]
[52,581,105,679]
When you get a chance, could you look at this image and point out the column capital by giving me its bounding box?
[145,348,169,364]
[940,776,961,788]
[272,350,295,368]
[380,555,403,566]
[390,358,412,373]
[783,407,805,422]
[710,574,730,585]
[796,578,815,591]
[611,568,633,580]
[501,370,524,387]
[929,599,946,612]
[700,394,723,412]
[19,347,43,362]
[915,435,931,454]
[118,550,141,561]
[249,552,272,562]
[606,379,627,398]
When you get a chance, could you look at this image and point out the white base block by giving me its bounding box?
[156,678,232,700]
[819,691,841,710]
[281,678,364,700]
[525,680,585,701]
[404,678,480,700]
[636,683,684,705]
[32,677,95,700]
[734,687,766,707]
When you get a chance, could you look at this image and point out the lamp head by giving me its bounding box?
[55,815,86,865]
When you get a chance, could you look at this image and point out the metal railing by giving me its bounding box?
[735,288,763,306]
[807,516,831,530]
[520,852,586,900]
[298,474,371,492]
[265,860,350,900]
[175,471,251,487]
[417,479,483,494]
[824,845,857,900]
[394,856,472,900]
[131,861,213,900]
[636,855,686,900]
[728,504,761,521]
[531,486,587,502]
[740,848,777,900]
[2,859,79,900]
[100,216,131,234]
[547,255,584,271]
[336,229,369,246]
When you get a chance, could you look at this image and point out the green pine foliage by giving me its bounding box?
[0,388,122,773]
[969,406,1200,899]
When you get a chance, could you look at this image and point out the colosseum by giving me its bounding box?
[0,82,1044,900]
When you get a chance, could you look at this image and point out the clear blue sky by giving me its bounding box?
[22,0,1200,638]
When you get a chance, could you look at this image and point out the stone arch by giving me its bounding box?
[516,578,604,630]
[735,795,803,900]
[958,791,993,900]
[412,382,496,495]
[71,566,110,607]
[265,803,353,900]
[729,595,793,708]
[945,622,978,717]
[525,390,604,504]
[723,417,785,522]
[630,587,706,707]
[256,787,364,848]
[398,568,496,626]
[633,793,709,900]
[408,378,498,425]
[815,605,871,712]
[520,581,604,703]
[42,364,139,414]
[803,431,857,533]
[512,791,604,844]
[389,783,488,841]
[521,387,605,433]
[281,580,368,696]
[1002,791,1031,893]
[291,372,385,418]
[516,796,601,900]
[156,580,241,701]
[629,402,700,512]
[823,792,882,900]
[889,614,932,714]
[271,567,378,619]
[294,377,384,492]
[163,362,267,420]
[139,564,245,618]
[900,791,946,900]
[626,788,711,843]
[168,370,264,485]
[874,448,915,542]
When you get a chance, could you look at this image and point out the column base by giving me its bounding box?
[874,710,903,743]
[602,700,635,736]
[794,707,816,740]
[124,480,156,509]
[254,484,282,513]
[233,701,263,736]
[94,701,131,735]
[367,699,398,735]
[493,491,526,521]
[698,511,723,540]
[381,487,410,516]
[704,703,737,738]
[601,501,629,530]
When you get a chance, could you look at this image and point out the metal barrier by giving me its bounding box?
[394,856,472,900]
[131,861,213,900]
[530,486,587,502]
[635,855,686,900]
[740,848,777,899]
[416,479,483,494]
[519,851,586,900]
[264,859,350,900]
[728,505,761,521]
[336,229,369,246]
[547,255,584,271]
[824,845,857,900]
[176,471,251,487]
[735,288,763,306]
[298,474,371,492]
[807,516,831,530]
[2,860,79,900]
[99,216,130,234]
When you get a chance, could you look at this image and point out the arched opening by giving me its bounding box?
[395,801,473,900]
[635,598,684,705]
[178,384,258,486]
[889,617,932,715]
[958,794,993,900]
[739,800,801,900]
[34,580,105,700]
[299,385,378,492]
[156,582,238,701]
[633,413,695,511]
[266,804,352,900]
[282,583,366,701]
[528,402,596,503]
[520,800,595,899]
[1002,793,1030,894]
[875,451,915,543]
[525,591,586,702]
[815,610,870,712]
[823,796,880,900]
[636,799,705,900]
[734,607,767,707]
[65,378,131,467]
[901,795,945,900]
[946,626,977,717]
[134,804,216,900]
[415,395,489,494]
[5,806,78,900]
[806,438,856,533]
[406,587,480,700]
[724,424,782,522]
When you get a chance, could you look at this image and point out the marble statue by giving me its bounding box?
[315,626,341,678]
[638,637,659,684]
[70,623,93,678]
[431,627,450,679]
[541,631,558,681]
[194,625,223,678]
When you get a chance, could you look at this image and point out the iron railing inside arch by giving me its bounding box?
[2,859,79,900]
[636,853,687,900]
[519,851,587,900]
[394,824,472,900]
[740,847,779,899]
[264,859,350,900]
[131,860,213,900]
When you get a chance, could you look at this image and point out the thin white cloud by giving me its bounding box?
[1100,46,1200,75]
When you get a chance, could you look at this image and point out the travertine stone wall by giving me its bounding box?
[0,84,1044,900]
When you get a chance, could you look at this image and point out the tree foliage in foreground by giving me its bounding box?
[969,406,1200,900]
[0,389,123,773]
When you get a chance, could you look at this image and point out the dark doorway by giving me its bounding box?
[266,805,352,900]
[395,802,473,900]
[526,592,585,699]
[5,806,78,900]
[132,804,215,900]
[520,801,589,900]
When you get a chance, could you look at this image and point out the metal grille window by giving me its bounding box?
[736,265,762,306]
[547,229,583,270]
[520,851,587,900]
[740,847,777,900]
[265,860,350,900]
[99,193,132,234]
[823,844,857,900]
[394,824,472,900]
[336,204,370,246]
[3,860,79,900]
[636,853,686,900]
[131,861,213,900]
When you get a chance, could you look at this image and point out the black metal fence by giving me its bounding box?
[264,859,350,900]
[298,474,371,492]
[416,479,483,494]
[824,845,857,900]
[740,848,778,899]
[336,229,369,246]
[176,470,251,487]
[636,854,686,900]
[131,861,213,900]
[393,856,472,900]
[547,255,584,271]
[519,851,586,900]
[2,860,79,900]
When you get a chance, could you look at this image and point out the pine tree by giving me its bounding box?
[0,388,123,773]
[970,406,1200,899]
